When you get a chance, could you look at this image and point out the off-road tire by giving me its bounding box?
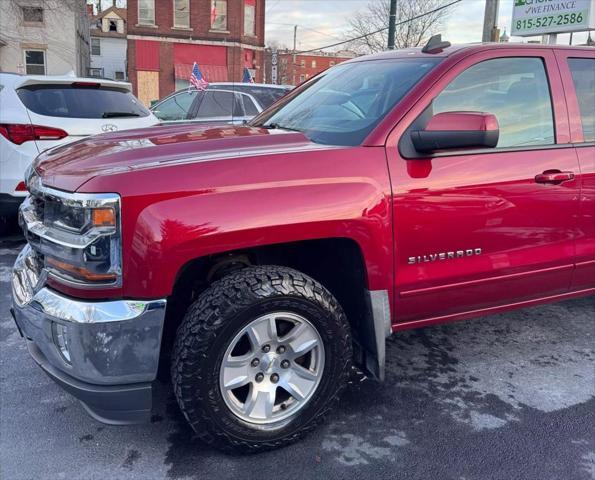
[171,265,352,453]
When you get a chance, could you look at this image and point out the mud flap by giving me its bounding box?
[361,290,391,380]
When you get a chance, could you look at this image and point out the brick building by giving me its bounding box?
[265,49,357,86]
[127,0,265,106]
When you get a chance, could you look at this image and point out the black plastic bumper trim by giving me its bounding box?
[26,340,153,425]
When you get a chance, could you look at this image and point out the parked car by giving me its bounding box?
[11,40,595,453]
[0,73,158,226]
[150,82,293,123]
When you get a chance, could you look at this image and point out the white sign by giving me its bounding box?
[511,0,595,37]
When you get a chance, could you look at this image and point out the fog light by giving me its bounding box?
[52,322,71,364]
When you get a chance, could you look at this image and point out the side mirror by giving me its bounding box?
[411,112,499,153]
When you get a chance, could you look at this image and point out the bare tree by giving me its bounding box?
[346,0,455,54]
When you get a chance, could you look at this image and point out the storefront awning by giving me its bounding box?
[174,64,228,82]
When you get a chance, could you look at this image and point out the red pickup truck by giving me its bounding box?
[11,40,595,452]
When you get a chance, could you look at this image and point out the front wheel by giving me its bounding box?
[171,265,352,452]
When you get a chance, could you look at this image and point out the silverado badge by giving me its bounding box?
[408,248,482,265]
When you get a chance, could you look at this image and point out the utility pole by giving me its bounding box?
[292,25,297,85]
[387,0,397,49]
[482,0,500,42]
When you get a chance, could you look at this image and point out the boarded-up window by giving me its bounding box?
[137,70,159,107]
[22,7,43,23]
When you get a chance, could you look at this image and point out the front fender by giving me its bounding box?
[81,146,393,301]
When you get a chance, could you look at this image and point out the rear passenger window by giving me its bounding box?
[17,85,150,118]
[433,57,555,148]
[197,91,234,118]
[567,58,595,142]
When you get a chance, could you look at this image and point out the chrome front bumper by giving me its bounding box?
[11,245,167,423]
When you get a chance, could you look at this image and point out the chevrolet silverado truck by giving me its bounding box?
[11,40,595,452]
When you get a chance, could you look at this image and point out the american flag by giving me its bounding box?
[189,62,209,91]
[242,67,254,84]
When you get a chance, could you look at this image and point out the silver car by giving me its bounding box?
[150,83,293,124]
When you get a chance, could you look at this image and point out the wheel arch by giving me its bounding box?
[161,237,390,380]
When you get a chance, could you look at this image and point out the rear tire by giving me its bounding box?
[171,265,352,453]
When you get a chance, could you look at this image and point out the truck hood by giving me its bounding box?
[34,124,324,192]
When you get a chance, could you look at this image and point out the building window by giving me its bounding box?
[329,61,335,66]
[109,20,117,32]
[115,71,125,80]
[311,60,316,68]
[211,0,227,30]
[174,0,190,28]
[22,6,43,23]
[24,50,45,74]
[91,38,101,56]
[88,67,104,77]
[300,59,305,67]
[244,1,255,36]
[139,0,155,25]
[299,74,305,83]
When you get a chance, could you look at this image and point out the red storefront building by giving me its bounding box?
[127,0,265,106]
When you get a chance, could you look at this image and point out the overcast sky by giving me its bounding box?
[264,0,591,51]
[93,0,592,50]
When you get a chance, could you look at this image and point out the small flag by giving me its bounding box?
[190,62,209,91]
[242,67,254,83]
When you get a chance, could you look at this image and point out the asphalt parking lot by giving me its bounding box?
[1,237,594,480]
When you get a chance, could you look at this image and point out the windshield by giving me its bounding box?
[251,58,439,146]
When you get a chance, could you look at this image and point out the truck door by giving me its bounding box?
[385,49,580,325]
[555,50,595,291]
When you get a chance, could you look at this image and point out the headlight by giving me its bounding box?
[20,173,122,288]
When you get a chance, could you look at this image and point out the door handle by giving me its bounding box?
[534,170,575,185]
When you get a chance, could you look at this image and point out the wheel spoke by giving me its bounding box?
[244,388,276,420]
[222,355,251,390]
[283,365,318,401]
[245,315,278,350]
[282,323,320,359]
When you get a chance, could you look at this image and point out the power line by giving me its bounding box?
[300,26,345,42]
[267,22,344,40]
[296,0,462,54]
[266,22,345,50]
[265,0,281,14]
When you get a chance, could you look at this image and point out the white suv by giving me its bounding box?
[0,73,158,226]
